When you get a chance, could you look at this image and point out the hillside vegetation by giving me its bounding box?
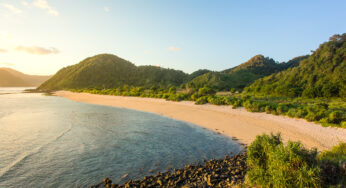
[0,68,50,87]
[186,55,307,91]
[39,53,307,92]
[40,34,345,128]
[244,34,346,98]
[38,54,188,90]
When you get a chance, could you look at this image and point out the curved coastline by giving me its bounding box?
[54,91,346,151]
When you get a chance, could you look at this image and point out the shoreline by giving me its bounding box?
[54,91,346,151]
[92,151,248,187]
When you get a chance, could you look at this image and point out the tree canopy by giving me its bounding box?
[186,55,307,91]
[38,54,188,90]
[244,33,346,98]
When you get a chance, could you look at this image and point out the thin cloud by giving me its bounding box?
[33,0,59,16]
[104,6,110,12]
[167,46,180,52]
[22,1,29,7]
[0,32,12,40]
[2,3,22,14]
[0,62,14,66]
[15,45,60,55]
[0,48,8,53]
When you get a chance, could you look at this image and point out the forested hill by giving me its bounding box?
[38,54,188,90]
[0,68,51,87]
[244,33,346,98]
[38,53,309,91]
[185,55,307,91]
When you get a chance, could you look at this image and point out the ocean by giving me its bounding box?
[0,88,242,187]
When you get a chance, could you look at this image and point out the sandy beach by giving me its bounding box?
[55,91,346,151]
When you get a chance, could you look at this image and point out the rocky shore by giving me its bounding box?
[91,150,247,188]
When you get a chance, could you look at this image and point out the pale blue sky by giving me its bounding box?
[0,0,345,75]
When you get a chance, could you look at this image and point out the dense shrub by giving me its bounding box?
[168,86,177,94]
[195,96,208,105]
[276,103,289,114]
[167,93,187,101]
[319,143,346,186]
[207,96,226,105]
[246,133,321,187]
[295,108,308,118]
[287,108,297,117]
[198,86,216,96]
[342,121,346,128]
[328,111,343,124]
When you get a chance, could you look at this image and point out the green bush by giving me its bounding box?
[195,96,208,105]
[168,86,177,94]
[319,143,346,186]
[265,105,272,114]
[287,108,298,117]
[295,108,308,118]
[207,96,226,105]
[328,111,343,124]
[232,100,242,109]
[167,93,187,101]
[341,121,346,128]
[190,93,199,101]
[246,133,321,187]
[198,86,216,96]
[305,111,325,122]
[319,143,346,165]
[276,103,289,114]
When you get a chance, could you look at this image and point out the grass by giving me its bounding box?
[246,133,346,187]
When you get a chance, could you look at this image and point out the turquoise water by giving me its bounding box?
[0,88,242,187]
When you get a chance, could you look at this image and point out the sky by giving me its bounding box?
[0,0,345,75]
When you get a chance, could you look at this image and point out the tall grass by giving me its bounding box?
[246,133,321,187]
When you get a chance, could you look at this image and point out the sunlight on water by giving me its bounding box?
[0,88,242,187]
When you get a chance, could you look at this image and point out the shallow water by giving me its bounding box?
[0,88,242,187]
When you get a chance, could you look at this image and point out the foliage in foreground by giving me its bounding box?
[246,133,346,187]
[246,133,321,187]
[319,143,346,186]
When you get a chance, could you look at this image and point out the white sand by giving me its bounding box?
[55,91,346,151]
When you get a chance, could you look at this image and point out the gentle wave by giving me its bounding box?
[0,89,241,187]
[0,125,74,180]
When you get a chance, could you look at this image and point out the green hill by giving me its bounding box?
[187,69,212,81]
[244,34,346,98]
[38,54,188,90]
[186,55,307,91]
[0,68,50,87]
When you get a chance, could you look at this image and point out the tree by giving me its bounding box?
[169,86,177,94]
